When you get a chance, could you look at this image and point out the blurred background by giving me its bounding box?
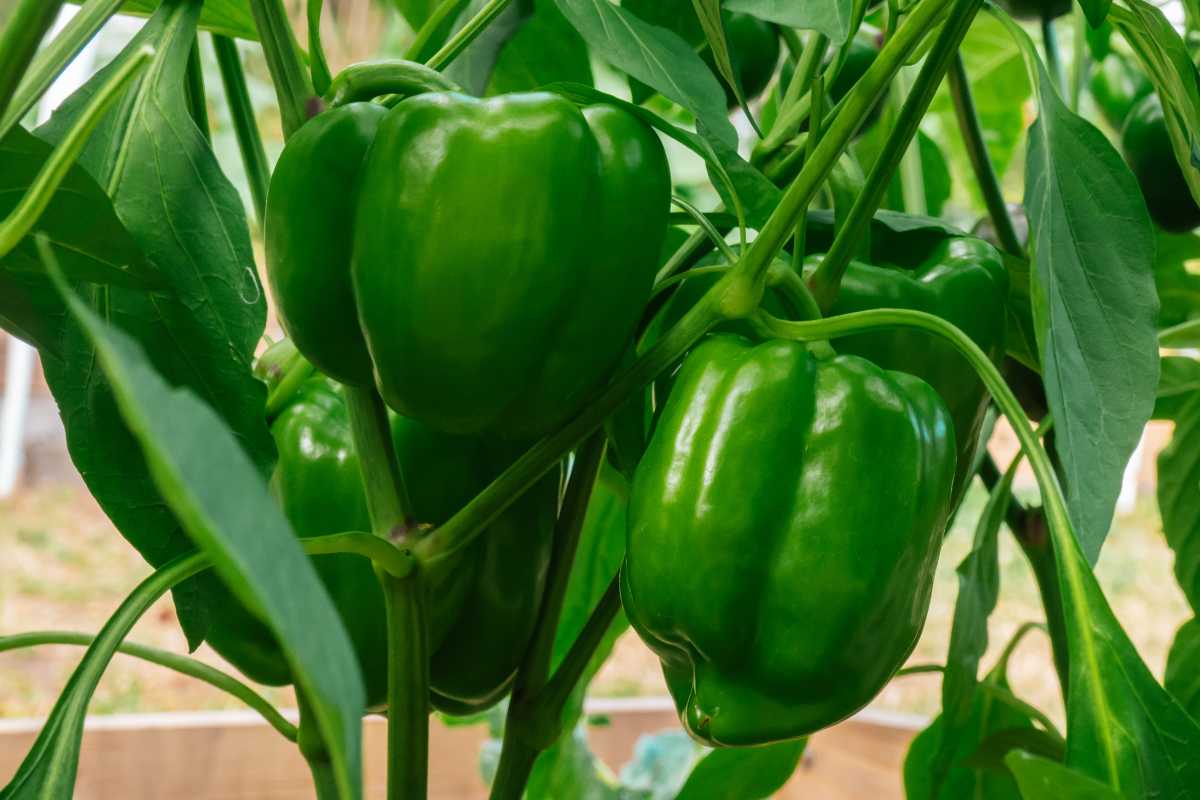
[0,0,1191,760]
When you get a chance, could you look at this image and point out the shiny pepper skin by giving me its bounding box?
[622,335,956,746]
[265,103,385,387]
[1122,93,1200,233]
[821,235,1008,503]
[352,92,670,438]
[249,372,558,711]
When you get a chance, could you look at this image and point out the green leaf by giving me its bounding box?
[34,0,274,649]
[553,0,738,148]
[444,0,531,95]
[724,0,853,42]
[964,727,1065,771]
[619,730,697,798]
[1165,618,1200,720]
[526,723,621,799]
[1152,230,1200,330]
[674,739,806,799]
[1003,751,1123,799]
[0,269,63,354]
[0,126,156,290]
[74,0,260,39]
[48,266,364,800]
[1003,11,1159,563]
[486,0,593,94]
[1154,356,1200,420]
[1158,392,1200,609]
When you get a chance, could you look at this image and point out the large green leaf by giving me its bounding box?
[486,0,593,94]
[674,740,805,799]
[724,0,853,43]
[0,126,156,291]
[1001,11,1159,563]
[43,271,363,799]
[553,0,738,148]
[1165,618,1200,720]
[34,0,274,649]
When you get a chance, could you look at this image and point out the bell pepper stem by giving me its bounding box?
[425,0,514,71]
[343,384,414,540]
[381,570,430,800]
[248,0,316,138]
[213,35,271,226]
[807,0,984,311]
[947,54,1024,257]
[324,60,462,107]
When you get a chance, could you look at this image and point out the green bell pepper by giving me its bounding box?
[623,335,956,746]
[227,362,559,711]
[1122,93,1200,233]
[814,234,1008,502]
[352,92,670,438]
[265,103,386,387]
[1089,54,1152,131]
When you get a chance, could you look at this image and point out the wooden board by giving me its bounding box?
[0,700,922,798]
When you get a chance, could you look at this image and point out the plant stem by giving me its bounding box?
[306,0,333,97]
[0,0,66,124]
[513,433,607,697]
[1041,16,1065,98]
[213,35,271,226]
[0,0,123,139]
[417,278,722,564]
[425,0,514,71]
[947,54,1023,257]
[343,385,413,539]
[893,66,928,215]
[735,0,957,292]
[489,435,607,800]
[265,349,316,420]
[0,631,298,740]
[488,574,623,800]
[381,571,430,799]
[297,690,341,800]
[184,39,210,141]
[0,46,152,259]
[1069,5,1087,112]
[248,0,316,138]
[807,0,983,310]
[405,0,472,62]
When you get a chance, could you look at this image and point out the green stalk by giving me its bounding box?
[0,46,152,259]
[213,35,271,225]
[1069,5,1087,112]
[893,66,927,215]
[297,690,341,800]
[489,574,623,800]
[265,350,316,420]
[1041,16,1065,98]
[248,0,315,138]
[0,0,123,139]
[807,0,984,310]
[733,0,957,294]
[404,0,473,62]
[0,0,66,123]
[416,278,723,564]
[381,571,430,799]
[947,54,1023,257]
[184,39,210,142]
[489,436,607,798]
[0,631,297,741]
[425,0,514,71]
[306,0,333,97]
[343,385,413,539]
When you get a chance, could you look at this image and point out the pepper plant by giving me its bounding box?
[1,0,1199,797]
